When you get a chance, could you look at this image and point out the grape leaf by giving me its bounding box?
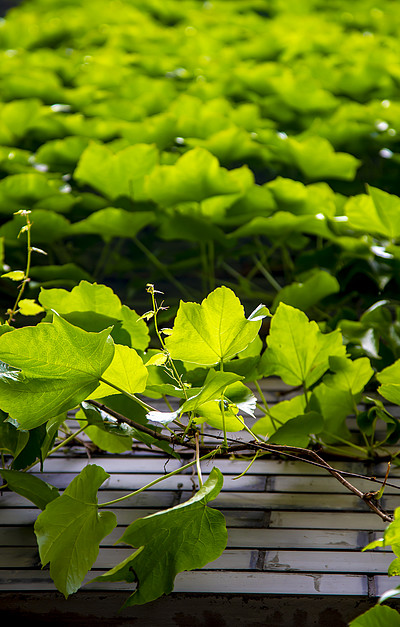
[92,467,227,607]
[377,360,400,405]
[0,314,114,428]
[74,142,159,201]
[165,286,266,366]
[88,344,148,400]
[34,464,117,598]
[260,302,346,387]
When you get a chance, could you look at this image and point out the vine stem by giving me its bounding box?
[98,450,216,507]
[6,211,33,324]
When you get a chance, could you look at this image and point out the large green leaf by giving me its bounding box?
[260,303,346,387]
[39,281,150,351]
[92,467,227,606]
[74,142,159,201]
[0,314,114,428]
[145,147,251,207]
[165,286,266,366]
[34,465,117,598]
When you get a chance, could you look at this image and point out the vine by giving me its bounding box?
[1,280,400,616]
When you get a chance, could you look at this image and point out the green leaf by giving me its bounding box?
[323,356,373,396]
[1,270,25,281]
[78,404,134,454]
[260,303,346,387]
[310,383,354,443]
[0,469,59,510]
[253,394,307,437]
[345,186,400,240]
[0,410,29,457]
[39,282,150,351]
[388,557,400,577]
[145,147,250,207]
[18,299,45,316]
[268,411,324,447]
[89,344,148,400]
[34,465,117,598]
[74,142,159,201]
[92,467,227,606]
[230,211,335,242]
[285,136,361,181]
[349,605,400,626]
[272,270,340,312]
[0,314,114,428]
[377,360,400,405]
[180,370,243,413]
[194,400,244,431]
[165,286,265,366]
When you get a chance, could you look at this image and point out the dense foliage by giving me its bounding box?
[1,0,400,622]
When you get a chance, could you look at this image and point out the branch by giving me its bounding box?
[86,401,395,523]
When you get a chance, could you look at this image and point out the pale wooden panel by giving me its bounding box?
[0,569,368,595]
[0,547,256,571]
[263,550,393,573]
[273,475,400,495]
[208,491,369,510]
[269,511,387,531]
[39,455,373,477]
[226,528,367,550]
[172,571,368,596]
[375,575,400,597]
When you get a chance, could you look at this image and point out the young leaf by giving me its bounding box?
[260,303,346,387]
[0,314,114,428]
[18,298,45,316]
[92,467,227,607]
[34,464,117,598]
[165,286,266,366]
